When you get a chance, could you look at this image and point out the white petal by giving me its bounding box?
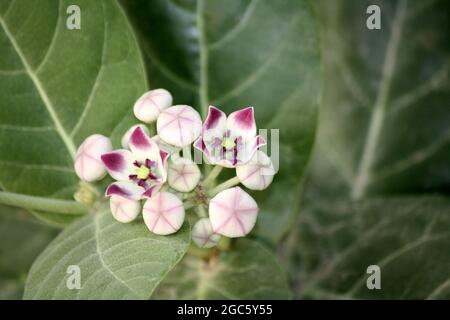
[121,124,149,149]
[192,218,221,248]
[236,151,275,190]
[110,195,140,223]
[100,149,135,181]
[74,134,112,182]
[226,107,256,141]
[133,89,172,123]
[168,158,201,192]
[143,192,185,235]
[105,181,145,201]
[157,105,202,147]
[209,187,258,238]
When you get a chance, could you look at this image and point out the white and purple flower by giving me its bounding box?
[194,106,266,168]
[101,127,169,200]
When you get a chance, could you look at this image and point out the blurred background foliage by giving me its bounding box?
[280,0,450,299]
[0,0,449,299]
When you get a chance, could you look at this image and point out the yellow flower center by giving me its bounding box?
[136,165,150,180]
[222,137,236,149]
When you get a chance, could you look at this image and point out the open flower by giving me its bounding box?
[194,106,266,168]
[101,127,169,200]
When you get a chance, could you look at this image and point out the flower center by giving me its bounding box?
[136,165,150,180]
[222,137,236,149]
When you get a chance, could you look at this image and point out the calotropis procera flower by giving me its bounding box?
[209,187,258,238]
[74,134,112,182]
[121,124,149,149]
[101,127,169,200]
[192,218,221,248]
[236,150,275,190]
[143,192,185,235]
[156,105,202,147]
[110,195,140,223]
[194,106,266,168]
[167,157,201,192]
[133,89,172,123]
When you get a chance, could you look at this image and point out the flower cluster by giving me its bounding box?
[74,89,276,248]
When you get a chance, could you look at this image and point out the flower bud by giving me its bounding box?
[110,195,140,223]
[157,105,202,147]
[236,151,275,190]
[168,158,201,192]
[133,89,173,123]
[209,187,258,238]
[192,218,221,248]
[74,134,112,182]
[121,124,150,149]
[143,192,185,235]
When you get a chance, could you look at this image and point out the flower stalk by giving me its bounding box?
[208,176,241,196]
[0,191,88,215]
[202,165,223,187]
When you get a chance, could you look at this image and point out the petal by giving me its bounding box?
[168,158,201,192]
[238,134,266,165]
[128,126,161,162]
[226,107,256,141]
[110,195,140,223]
[141,182,162,198]
[209,187,258,238]
[203,106,227,132]
[143,192,185,235]
[121,124,149,149]
[101,149,135,181]
[74,134,112,182]
[193,137,214,164]
[133,89,172,123]
[156,105,202,147]
[105,181,145,201]
[236,151,275,190]
[192,218,221,248]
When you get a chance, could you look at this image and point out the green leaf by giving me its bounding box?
[315,0,450,199]
[283,196,450,299]
[0,0,147,225]
[153,239,291,299]
[121,0,320,243]
[23,203,190,299]
[0,205,57,299]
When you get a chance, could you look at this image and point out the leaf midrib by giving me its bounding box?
[351,0,408,199]
[0,14,77,158]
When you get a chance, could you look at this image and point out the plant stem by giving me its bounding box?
[0,191,88,215]
[148,123,156,136]
[202,165,223,187]
[197,205,207,218]
[184,200,195,211]
[208,176,240,196]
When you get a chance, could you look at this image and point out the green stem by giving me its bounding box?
[148,123,156,136]
[197,205,207,218]
[0,191,88,215]
[184,200,195,211]
[202,165,223,187]
[208,176,240,196]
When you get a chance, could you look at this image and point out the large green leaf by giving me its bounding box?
[0,205,57,299]
[283,196,450,299]
[23,203,190,299]
[121,0,320,243]
[153,239,291,299]
[316,0,450,199]
[0,0,147,225]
